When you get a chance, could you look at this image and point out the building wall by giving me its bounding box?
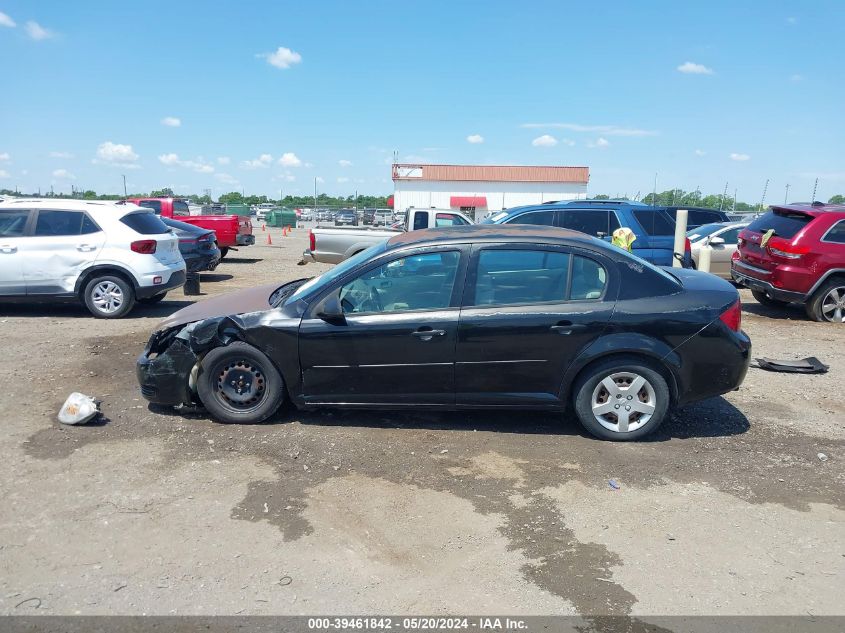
[393,179,588,218]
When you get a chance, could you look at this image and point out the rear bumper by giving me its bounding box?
[301,249,316,263]
[184,253,220,273]
[674,324,752,406]
[136,270,186,299]
[731,266,806,303]
[237,234,256,246]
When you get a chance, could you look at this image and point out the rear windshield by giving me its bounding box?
[665,208,727,227]
[747,210,813,239]
[121,212,170,235]
[172,200,190,217]
[633,209,676,236]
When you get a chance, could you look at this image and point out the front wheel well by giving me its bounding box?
[570,352,679,406]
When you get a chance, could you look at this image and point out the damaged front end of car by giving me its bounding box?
[136,316,250,407]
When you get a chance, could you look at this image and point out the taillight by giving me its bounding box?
[309,230,315,252]
[766,237,809,260]
[719,299,742,332]
[131,239,157,254]
[684,237,691,254]
[179,238,197,245]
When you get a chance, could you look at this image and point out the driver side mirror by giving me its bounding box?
[315,289,345,323]
[708,236,725,246]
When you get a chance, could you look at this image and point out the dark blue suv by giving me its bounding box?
[482,200,728,267]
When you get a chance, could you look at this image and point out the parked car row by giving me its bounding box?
[0,197,255,318]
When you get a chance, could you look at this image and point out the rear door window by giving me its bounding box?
[34,210,100,236]
[120,212,170,235]
[747,210,813,239]
[823,220,845,244]
[633,209,676,236]
[0,210,31,237]
[472,249,571,306]
[413,211,429,230]
[561,209,617,237]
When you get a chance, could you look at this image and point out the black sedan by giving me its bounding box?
[161,217,221,273]
[137,225,750,440]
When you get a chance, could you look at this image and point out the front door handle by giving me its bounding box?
[411,328,446,340]
[77,244,97,252]
[0,245,16,254]
[550,322,586,335]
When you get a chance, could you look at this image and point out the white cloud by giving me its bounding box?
[677,61,714,75]
[337,177,350,183]
[214,173,238,185]
[25,21,53,40]
[49,151,74,159]
[0,152,9,161]
[258,46,302,70]
[338,159,353,167]
[158,153,215,173]
[587,137,610,148]
[789,74,803,82]
[52,168,75,180]
[694,149,706,156]
[520,123,657,137]
[95,141,139,166]
[241,153,273,169]
[161,116,181,127]
[730,153,751,161]
[217,156,231,165]
[0,11,15,28]
[466,134,484,144]
[278,152,302,167]
[532,134,558,147]
[0,170,11,178]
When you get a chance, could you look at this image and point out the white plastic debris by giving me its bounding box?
[58,392,100,425]
[817,452,829,462]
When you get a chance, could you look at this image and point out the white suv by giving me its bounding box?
[0,199,186,318]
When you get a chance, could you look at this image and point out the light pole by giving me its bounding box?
[122,174,127,198]
[314,177,318,213]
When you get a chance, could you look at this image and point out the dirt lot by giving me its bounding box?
[1,227,842,617]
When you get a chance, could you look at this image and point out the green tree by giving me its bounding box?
[150,187,174,197]
[218,191,244,205]
[828,194,844,204]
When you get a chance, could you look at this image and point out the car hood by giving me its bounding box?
[157,282,280,330]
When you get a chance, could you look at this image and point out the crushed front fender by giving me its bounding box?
[136,327,198,406]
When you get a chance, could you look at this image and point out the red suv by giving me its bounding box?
[732,202,845,322]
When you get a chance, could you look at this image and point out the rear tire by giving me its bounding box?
[83,275,135,319]
[751,289,789,308]
[805,278,845,323]
[197,342,285,423]
[573,357,670,441]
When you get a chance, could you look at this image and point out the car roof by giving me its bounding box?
[0,198,147,214]
[386,223,601,250]
[770,202,845,216]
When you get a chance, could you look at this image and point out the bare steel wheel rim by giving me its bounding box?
[215,360,266,411]
[591,371,657,433]
[91,281,124,314]
[820,286,845,323]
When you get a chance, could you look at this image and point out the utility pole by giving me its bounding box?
[652,172,657,205]
[811,178,818,202]
[719,182,728,211]
[784,183,790,204]
[355,189,358,212]
[279,189,283,204]
[314,177,318,213]
[759,179,769,212]
[122,174,127,198]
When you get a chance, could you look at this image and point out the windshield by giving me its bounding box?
[687,223,724,242]
[481,211,510,224]
[284,240,389,304]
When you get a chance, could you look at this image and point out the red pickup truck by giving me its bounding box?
[127,197,254,258]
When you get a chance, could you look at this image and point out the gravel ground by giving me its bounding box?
[0,227,842,617]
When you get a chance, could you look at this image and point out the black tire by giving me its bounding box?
[218,246,229,259]
[138,292,167,305]
[572,356,671,441]
[805,278,845,323]
[197,342,285,423]
[751,289,789,308]
[82,275,135,319]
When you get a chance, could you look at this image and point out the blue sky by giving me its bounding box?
[1,0,843,201]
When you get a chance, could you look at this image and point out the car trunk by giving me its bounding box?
[737,209,815,274]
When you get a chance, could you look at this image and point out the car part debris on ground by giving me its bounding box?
[753,357,829,374]
[58,392,100,425]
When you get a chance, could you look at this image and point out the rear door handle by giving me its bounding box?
[551,322,586,335]
[411,328,446,340]
[0,245,16,254]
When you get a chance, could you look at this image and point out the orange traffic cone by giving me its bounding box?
[261,224,265,231]
[267,233,273,245]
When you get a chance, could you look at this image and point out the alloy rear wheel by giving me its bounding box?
[806,279,845,323]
